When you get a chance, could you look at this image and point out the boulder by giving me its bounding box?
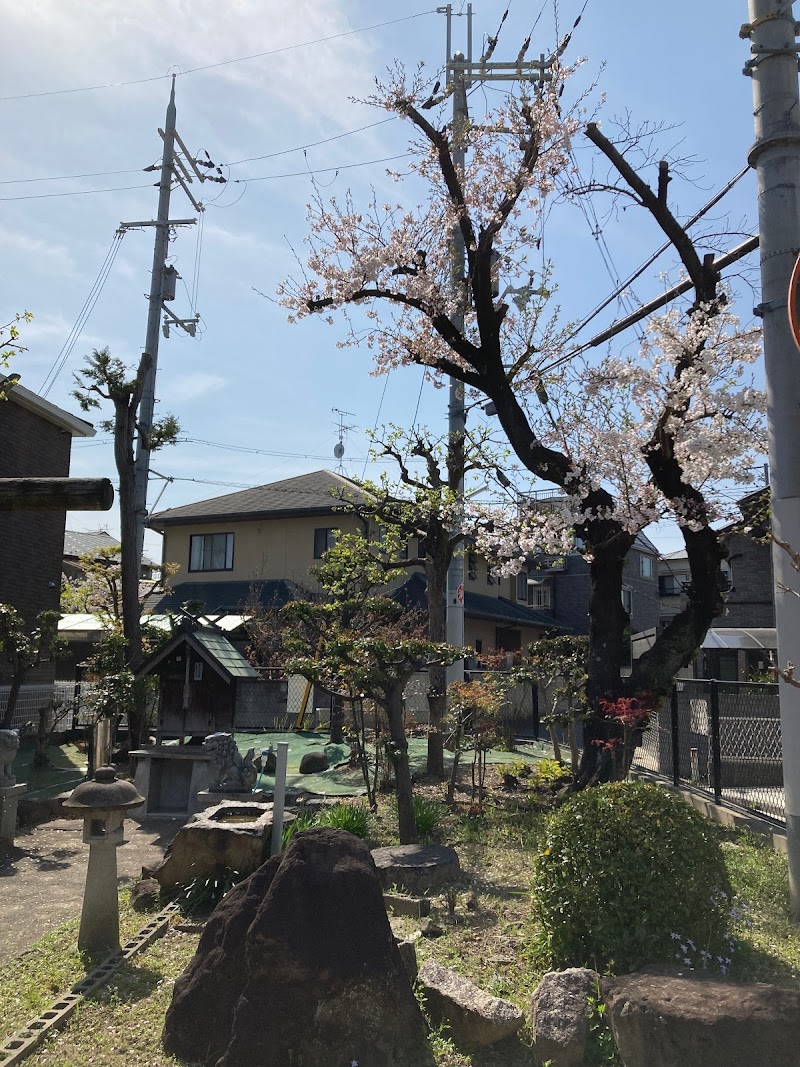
[147,801,287,890]
[299,750,329,774]
[163,828,434,1067]
[603,969,800,1067]
[130,877,161,912]
[395,937,418,982]
[371,843,461,894]
[531,968,598,1067]
[418,959,524,1047]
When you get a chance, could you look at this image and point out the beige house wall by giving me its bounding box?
[161,513,366,588]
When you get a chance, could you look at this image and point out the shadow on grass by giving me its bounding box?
[84,959,165,1006]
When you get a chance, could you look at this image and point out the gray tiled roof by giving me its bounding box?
[149,469,369,528]
[144,578,304,615]
[64,529,120,558]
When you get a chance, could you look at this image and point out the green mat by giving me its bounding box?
[233,730,552,797]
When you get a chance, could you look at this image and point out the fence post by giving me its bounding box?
[670,685,680,786]
[709,679,722,804]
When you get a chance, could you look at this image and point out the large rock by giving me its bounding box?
[418,959,524,1047]
[299,750,329,774]
[371,843,461,894]
[163,828,434,1067]
[603,969,800,1067]
[531,968,598,1067]
[147,801,290,890]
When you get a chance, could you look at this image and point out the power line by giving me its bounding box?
[40,229,125,397]
[0,182,154,203]
[0,11,437,103]
[232,153,410,185]
[0,117,400,187]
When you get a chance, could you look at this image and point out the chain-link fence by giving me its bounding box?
[635,678,784,824]
[0,681,98,733]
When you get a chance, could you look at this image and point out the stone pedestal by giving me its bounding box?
[79,821,124,956]
[0,783,27,849]
[131,746,214,818]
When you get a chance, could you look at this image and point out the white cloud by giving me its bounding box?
[0,226,76,275]
[159,371,227,403]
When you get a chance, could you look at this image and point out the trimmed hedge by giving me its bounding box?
[533,780,732,973]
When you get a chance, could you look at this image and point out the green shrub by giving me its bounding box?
[282,809,316,848]
[531,758,571,788]
[178,866,242,914]
[314,801,371,838]
[533,781,732,973]
[413,795,444,839]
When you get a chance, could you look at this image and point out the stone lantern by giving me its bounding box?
[63,766,144,956]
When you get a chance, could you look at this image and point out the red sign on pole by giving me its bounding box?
[456,584,464,605]
[789,251,800,352]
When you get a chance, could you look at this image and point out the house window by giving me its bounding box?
[622,587,633,614]
[659,574,685,596]
[516,572,528,601]
[640,555,654,578]
[468,553,478,581]
[189,532,234,572]
[529,583,552,609]
[487,568,497,586]
[313,527,338,558]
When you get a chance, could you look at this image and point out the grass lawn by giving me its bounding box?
[2,765,799,1067]
[14,739,87,801]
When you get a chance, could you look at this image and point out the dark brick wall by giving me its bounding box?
[549,550,659,636]
[0,399,72,685]
[715,531,775,628]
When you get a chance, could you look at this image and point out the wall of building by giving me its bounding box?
[0,400,72,685]
[161,512,367,589]
[715,531,774,628]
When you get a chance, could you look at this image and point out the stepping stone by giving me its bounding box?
[371,843,460,894]
[418,959,524,1047]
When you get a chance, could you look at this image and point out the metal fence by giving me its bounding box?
[0,682,99,733]
[634,678,784,824]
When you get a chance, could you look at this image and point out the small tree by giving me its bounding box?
[0,311,32,394]
[0,606,63,729]
[446,673,507,810]
[281,533,465,843]
[523,635,588,772]
[72,350,179,745]
[335,424,510,780]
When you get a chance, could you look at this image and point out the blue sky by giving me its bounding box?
[1,0,764,559]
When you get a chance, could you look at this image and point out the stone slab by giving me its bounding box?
[371,843,461,894]
[418,959,524,1047]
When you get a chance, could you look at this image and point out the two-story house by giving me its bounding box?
[146,469,559,656]
[0,378,94,688]
[654,488,775,681]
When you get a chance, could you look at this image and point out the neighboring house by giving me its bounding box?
[63,528,156,582]
[147,469,559,658]
[0,378,94,686]
[518,487,661,636]
[652,488,775,681]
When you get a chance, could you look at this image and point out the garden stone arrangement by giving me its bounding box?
[162,827,435,1067]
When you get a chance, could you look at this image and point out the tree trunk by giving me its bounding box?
[425,555,448,778]
[576,546,629,787]
[387,685,417,844]
[2,673,23,730]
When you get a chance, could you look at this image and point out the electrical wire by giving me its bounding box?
[0,118,399,188]
[40,229,125,397]
[233,153,410,184]
[0,182,154,203]
[361,373,392,479]
[0,11,437,103]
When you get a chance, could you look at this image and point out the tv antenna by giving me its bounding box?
[331,408,355,474]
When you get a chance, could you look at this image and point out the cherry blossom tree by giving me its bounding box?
[278,63,765,785]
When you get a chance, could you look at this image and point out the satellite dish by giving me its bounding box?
[333,441,345,460]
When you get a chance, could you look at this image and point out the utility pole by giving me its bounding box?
[121,75,211,577]
[742,0,800,912]
[438,4,553,683]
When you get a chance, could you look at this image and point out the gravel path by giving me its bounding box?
[0,817,184,965]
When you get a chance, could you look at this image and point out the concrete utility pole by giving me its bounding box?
[742,0,800,912]
[438,5,553,684]
[123,76,206,576]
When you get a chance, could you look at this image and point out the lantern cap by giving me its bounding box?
[63,766,144,813]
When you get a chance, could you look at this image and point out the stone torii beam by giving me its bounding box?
[0,477,114,511]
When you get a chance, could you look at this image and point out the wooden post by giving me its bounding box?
[0,478,114,511]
